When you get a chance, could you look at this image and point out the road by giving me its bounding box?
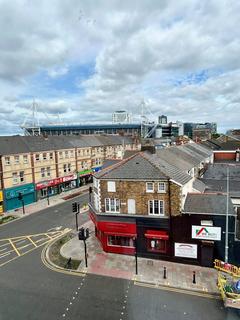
[0,194,238,320]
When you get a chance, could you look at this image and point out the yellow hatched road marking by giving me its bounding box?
[8,239,21,256]
[27,236,38,247]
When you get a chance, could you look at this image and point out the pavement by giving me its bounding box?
[2,184,90,219]
[60,220,219,295]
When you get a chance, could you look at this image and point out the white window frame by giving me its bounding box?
[107,181,116,192]
[19,171,24,183]
[12,172,18,184]
[5,157,10,165]
[105,198,120,213]
[146,182,154,193]
[158,182,166,193]
[47,167,51,177]
[148,200,164,216]
[41,168,45,178]
[14,156,19,164]
[23,155,28,164]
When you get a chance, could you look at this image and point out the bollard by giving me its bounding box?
[163,266,167,279]
[193,271,196,284]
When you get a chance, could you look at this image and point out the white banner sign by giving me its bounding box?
[192,226,221,241]
[174,243,197,259]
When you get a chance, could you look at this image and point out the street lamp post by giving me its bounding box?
[225,166,229,263]
[134,237,138,275]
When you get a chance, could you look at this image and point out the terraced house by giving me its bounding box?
[90,143,240,267]
[0,135,139,212]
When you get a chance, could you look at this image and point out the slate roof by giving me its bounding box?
[193,179,206,193]
[0,135,135,155]
[95,153,169,180]
[184,193,235,215]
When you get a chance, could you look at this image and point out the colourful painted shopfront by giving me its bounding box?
[4,183,36,211]
[0,191,3,214]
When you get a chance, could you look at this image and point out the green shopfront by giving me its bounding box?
[78,169,93,187]
[4,183,36,211]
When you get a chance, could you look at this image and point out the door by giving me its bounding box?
[128,199,136,214]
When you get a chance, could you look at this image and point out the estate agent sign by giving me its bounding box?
[174,243,198,259]
[192,225,221,241]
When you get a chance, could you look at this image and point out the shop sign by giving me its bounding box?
[62,174,77,182]
[4,184,35,199]
[0,191,3,202]
[78,169,92,177]
[36,174,77,190]
[192,225,221,241]
[174,243,197,259]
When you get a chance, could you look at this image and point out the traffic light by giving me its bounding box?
[72,202,78,213]
[18,192,23,201]
[78,227,84,240]
[85,228,89,239]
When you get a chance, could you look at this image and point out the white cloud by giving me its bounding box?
[0,0,240,134]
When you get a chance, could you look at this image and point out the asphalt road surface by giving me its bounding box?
[0,194,239,320]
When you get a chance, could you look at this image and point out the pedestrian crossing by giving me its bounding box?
[0,228,71,267]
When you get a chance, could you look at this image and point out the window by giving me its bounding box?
[49,153,53,160]
[146,182,154,193]
[158,182,166,193]
[35,154,40,161]
[5,157,10,165]
[105,198,120,213]
[23,155,28,164]
[108,236,134,247]
[148,200,164,215]
[147,239,167,253]
[68,163,71,172]
[12,172,18,184]
[65,151,69,158]
[41,168,45,178]
[70,150,74,158]
[59,152,63,159]
[43,153,47,160]
[14,156,19,164]
[63,164,67,173]
[47,167,51,177]
[107,181,116,192]
[19,171,24,182]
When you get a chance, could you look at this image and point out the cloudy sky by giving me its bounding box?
[0,0,240,135]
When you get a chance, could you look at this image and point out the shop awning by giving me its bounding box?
[105,232,137,238]
[144,230,169,240]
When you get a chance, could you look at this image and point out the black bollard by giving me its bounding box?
[193,271,196,284]
[163,266,167,279]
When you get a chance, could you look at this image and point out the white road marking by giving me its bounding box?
[0,252,11,259]
[0,247,8,253]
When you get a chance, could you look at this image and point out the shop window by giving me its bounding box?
[19,171,24,183]
[105,198,120,213]
[107,181,116,192]
[47,167,51,177]
[5,157,10,165]
[108,236,134,247]
[14,156,19,164]
[12,172,18,184]
[147,239,167,253]
[49,153,53,160]
[148,200,164,216]
[43,153,47,160]
[23,155,28,164]
[41,168,45,178]
[35,154,40,161]
[146,182,154,193]
[158,182,166,193]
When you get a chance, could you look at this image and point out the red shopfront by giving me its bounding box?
[36,174,77,199]
[90,212,137,255]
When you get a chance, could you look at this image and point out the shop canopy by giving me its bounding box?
[144,230,169,240]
